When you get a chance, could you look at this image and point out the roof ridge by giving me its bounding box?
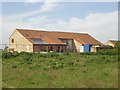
[109,40,120,42]
[16,28,88,34]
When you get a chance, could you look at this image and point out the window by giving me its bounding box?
[57,47,60,52]
[50,46,53,51]
[11,39,14,43]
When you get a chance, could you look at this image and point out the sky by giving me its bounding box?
[0,0,119,48]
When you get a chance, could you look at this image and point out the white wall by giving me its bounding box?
[73,40,83,52]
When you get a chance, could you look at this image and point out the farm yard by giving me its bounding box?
[2,49,119,88]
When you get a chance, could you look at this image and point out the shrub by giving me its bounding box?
[19,51,28,55]
[56,54,65,61]
[63,52,70,56]
[33,52,59,58]
[2,51,22,59]
[80,52,95,55]
[12,65,18,68]
[33,53,44,58]
[23,55,32,64]
[39,53,47,58]
[18,52,33,64]
[12,51,20,57]
[67,61,74,66]
[2,51,13,59]
[47,52,59,58]
[97,49,118,55]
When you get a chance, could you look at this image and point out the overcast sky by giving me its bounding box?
[1,0,118,47]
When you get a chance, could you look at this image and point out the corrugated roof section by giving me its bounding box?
[31,38,46,44]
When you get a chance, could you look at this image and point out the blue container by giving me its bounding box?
[84,44,92,52]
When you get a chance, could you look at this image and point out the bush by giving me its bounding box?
[47,52,59,58]
[2,51,13,59]
[97,49,118,55]
[33,52,59,58]
[2,51,20,59]
[56,54,65,60]
[22,55,32,64]
[12,65,18,68]
[63,52,70,56]
[19,51,28,55]
[51,64,63,70]
[12,51,20,57]
[33,53,46,58]
[18,52,33,64]
[80,52,95,55]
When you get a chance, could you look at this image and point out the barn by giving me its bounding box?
[9,29,102,52]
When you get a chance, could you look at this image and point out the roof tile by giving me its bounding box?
[17,29,101,45]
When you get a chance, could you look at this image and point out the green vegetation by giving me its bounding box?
[2,49,119,88]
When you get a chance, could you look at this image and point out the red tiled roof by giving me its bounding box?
[17,29,101,45]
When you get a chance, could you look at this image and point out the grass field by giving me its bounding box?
[2,50,119,88]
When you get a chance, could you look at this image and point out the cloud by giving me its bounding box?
[40,0,57,13]
[23,0,58,17]
[43,11,118,43]
[2,10,118,45]
[2,15,32,44]
[20,11,117,43]
[2,0,58,45]
[25,0,58,13]
[24,0,40,4]
[3,0,58,19]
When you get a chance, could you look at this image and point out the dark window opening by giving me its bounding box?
[61,50,63,52]
[11,39,14,43]
[50,46,53,51]
[57,47,60,52]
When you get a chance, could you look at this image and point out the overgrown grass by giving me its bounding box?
[2,50,119,88]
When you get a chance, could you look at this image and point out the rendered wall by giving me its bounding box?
[106,41,114,47]
[73,40,83,52]
[9,30,33,52]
